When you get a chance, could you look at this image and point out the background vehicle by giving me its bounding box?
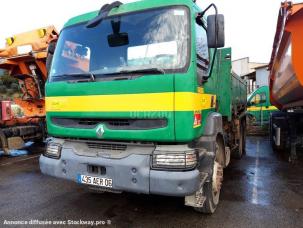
[247,86,278,125]
[269,1,303,160]
[0,26,58,155]
[40,0,246,213]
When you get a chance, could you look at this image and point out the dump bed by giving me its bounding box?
[205,48,247,121]
[269,2,303,110]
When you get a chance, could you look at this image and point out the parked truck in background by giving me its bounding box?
[40,0,247,213]
[0,26,58,154]
[269,1,303,160]
[247,86,278,125]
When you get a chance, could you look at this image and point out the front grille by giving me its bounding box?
[86,142,127,151]
[78,119,100,126]
[108,120,130,126]
[51,117,167,130]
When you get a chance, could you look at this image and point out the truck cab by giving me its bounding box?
[40,0,246,214]
[247,86,277,124]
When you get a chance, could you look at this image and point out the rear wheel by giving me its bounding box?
[241,119,246,154]
[194,137,224,214]
[269,115,275,148]
[233,118,246,159]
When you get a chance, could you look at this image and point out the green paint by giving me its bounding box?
[46,75,174,97]
[247,86,278,123]
[204,48,247,121]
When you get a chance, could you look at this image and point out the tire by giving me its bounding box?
[194,137,224,214]
[242,119,246,154]
[233,118,246,159]
[269,115,275,148]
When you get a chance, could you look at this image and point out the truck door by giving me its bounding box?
[262,88,278,123]
[247,91,267,123]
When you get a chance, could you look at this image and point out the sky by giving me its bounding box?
[0,0,300,63]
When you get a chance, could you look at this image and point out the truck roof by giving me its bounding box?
[64,0,195,28]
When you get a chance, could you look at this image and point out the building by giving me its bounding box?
[254,65,269,88]
[232,57,268,95]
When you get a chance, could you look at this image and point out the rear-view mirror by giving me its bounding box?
[108,33,129,47]
[207,14,225,48]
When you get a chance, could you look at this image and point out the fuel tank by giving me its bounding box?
[269,2,303,110]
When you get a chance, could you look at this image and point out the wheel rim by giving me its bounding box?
[212,142,223,204]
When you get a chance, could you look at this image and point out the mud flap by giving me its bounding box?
[184,172,208,208]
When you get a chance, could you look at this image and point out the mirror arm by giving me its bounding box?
[198,4,219,82]
[197,3,218,22]
[203,48,217,82]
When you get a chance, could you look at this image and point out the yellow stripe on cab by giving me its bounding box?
[46,92,215,112]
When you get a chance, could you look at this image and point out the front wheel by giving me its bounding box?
[194,137,224,214]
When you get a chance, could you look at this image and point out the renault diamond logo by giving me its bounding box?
[96,125,105,138]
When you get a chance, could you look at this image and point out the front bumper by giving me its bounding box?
[40,142,200,197]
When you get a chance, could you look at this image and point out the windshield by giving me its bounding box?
[49,6,190,81]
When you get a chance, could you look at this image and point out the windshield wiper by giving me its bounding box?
[105,68,166,76]
[51,73,96,82]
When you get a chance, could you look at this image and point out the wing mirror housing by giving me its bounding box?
[196,3,225,82]
[207,14,225,48]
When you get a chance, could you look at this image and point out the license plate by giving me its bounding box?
[78,174,113,188]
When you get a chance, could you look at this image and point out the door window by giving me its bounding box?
[195,23,209,75]
[250,92,266,106]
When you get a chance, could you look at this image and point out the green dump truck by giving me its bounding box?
[40,0,247,213]
[247,86,278,124]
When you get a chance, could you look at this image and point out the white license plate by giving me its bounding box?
[78,174,113,188]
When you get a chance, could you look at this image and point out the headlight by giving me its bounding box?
[152,150,198,170]
[44,142,62,159]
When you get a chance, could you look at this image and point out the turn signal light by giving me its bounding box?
[152,150,198,170]
[45,142,62,159]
